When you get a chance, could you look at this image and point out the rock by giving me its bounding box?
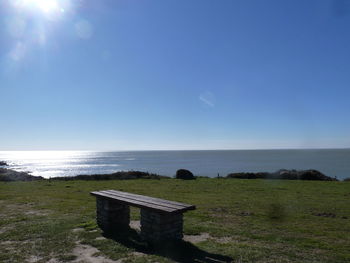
[0,161,8,166]
[312,212,336,218]
[299,169,331,180]
[0,168,43,181]
[226,169,336,181]
[239,211,254,216]
[176,169,195,180]
[275,169,336,181]
[226,172,269,179]
[53,171,169,180]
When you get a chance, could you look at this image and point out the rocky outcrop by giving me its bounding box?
[226,172,270,179]
[275,169,335,181]
[0,168,43,181]
[176,169,195,180]
[0,161,8,166]
[52,171,169,180]
[226,169,337,181]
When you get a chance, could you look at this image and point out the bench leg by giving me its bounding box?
[96,198,130,233]
[140,209,183,242]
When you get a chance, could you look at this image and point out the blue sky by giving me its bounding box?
[0,0,350,150]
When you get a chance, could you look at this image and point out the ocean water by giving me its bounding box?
[0,149,349,180]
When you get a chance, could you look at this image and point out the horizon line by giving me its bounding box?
[1,147,350,152]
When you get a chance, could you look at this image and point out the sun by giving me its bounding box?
[25,0,60,13]
[35,0,59,13]
[14,0,64,16]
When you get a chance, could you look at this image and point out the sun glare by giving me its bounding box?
[25,0,60,13]
[13,0,67,16]
[35,0,59,13]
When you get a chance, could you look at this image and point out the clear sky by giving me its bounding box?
[0,0,349,150]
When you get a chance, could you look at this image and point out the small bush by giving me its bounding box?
[176,169,195,180]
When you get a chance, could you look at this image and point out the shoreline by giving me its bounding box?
[0,166,344,182]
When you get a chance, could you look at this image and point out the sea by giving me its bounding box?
[0,149,349,180]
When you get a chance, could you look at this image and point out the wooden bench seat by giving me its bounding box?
[91,190,195,214]
[90,190,196,242]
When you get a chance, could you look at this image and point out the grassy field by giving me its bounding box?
[0,178,349,263]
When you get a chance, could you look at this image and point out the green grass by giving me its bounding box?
[0,178,349,262]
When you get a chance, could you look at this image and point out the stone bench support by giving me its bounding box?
[96,198,130,232]
[140,209,183,241]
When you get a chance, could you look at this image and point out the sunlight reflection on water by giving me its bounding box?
[0,150,349,180]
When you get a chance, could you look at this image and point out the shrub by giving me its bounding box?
[176,169,195,180]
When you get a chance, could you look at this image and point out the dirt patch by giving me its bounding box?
[209,207,229,213]
[72,228,84,233]
[184,233,237,244]
[0,226,13,234]
[214,236,233,244]
[5,203,34,209]
[1,204,49,218]
[24,210,49,217]
[129,220,140,231]
[27,255,42,263]
[0,204,26,218]
[72,242,120,263]
[184,233,210,243]
[0,240,16,246]
[129,251,146,257]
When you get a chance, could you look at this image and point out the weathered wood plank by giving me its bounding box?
[99,190,187,212]
[101,190,195,211]
[90,190,195,213]
[91,191,180,213]
[104,190,193,208]
[97,190,194,213]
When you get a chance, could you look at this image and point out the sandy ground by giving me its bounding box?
[72,242,120,263]
[22,221,232,262]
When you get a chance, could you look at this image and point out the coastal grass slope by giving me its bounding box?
[0,178,349,262]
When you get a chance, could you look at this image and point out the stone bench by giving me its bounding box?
[90,190,196,242]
